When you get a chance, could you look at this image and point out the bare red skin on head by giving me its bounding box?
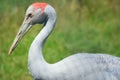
[31,2,48,12]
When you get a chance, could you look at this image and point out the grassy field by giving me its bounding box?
[0,0,120,80]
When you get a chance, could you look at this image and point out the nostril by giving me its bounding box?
[18,31,22,36]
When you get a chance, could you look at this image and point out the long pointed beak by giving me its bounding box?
[8,19,32,55]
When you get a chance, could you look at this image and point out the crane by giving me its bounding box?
[9,2,120,80]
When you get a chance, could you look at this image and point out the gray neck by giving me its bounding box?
[28,5,56,78]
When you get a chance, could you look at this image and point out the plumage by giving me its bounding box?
[9,2,120,80]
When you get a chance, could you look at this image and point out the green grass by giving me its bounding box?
[0,0,120,80]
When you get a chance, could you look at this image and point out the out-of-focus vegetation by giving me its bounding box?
[0,0,120,79]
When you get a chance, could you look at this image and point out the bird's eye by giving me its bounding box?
[28,13,33,18]
[26,13,33,20]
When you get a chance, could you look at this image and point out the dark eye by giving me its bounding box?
[26,13,33,20]
[28,13,33,18]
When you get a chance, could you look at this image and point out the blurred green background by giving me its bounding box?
[0,0,120,79]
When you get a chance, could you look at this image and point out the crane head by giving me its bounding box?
[8,2,49,55]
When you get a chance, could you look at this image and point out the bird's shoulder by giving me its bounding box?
[62,53,120,66]
[52,53,120,80]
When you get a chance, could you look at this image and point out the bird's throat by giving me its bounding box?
[28,6,56,78]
